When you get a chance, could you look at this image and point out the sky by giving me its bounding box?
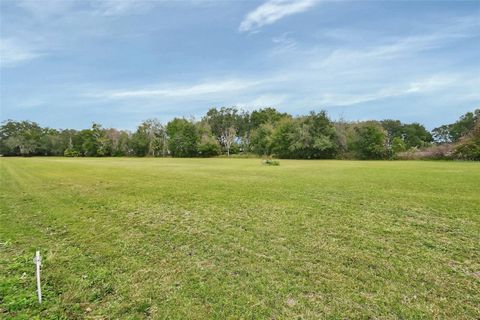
[0,0,479,130]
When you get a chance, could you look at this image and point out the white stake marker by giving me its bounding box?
[34,251,42,303]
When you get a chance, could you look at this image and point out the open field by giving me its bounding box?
[1,158,479,319]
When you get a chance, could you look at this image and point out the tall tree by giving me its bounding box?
[350,122,388,160]
[449,109,479,142]
[204,107,242,156]
[402,123,432,149]
[130,119,167,157]
[381,120,432,149]
[453,120,480,160]
[249,108,290,155]
[250,123,274,156]
[299,111,337,159]
[0,120,43,156]
[270,118,298,159]
[196,121,221,157]
[381,119,403,149]
[79,123,104,156]
[144,119,167,157]
[432,109,479,143]
[166,118,199,157]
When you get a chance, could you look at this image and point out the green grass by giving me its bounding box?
[1,158,479,319]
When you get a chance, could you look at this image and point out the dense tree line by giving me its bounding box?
[1,108,478,160]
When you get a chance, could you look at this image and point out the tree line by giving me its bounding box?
[1,107,479,160]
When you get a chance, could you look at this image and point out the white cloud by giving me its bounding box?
[271,32,297,52]
[239,0,319,32]
[1,0,158,68]
[14,0,153,18]
[92,0,155,16]
[87,78,272,100]
[259,14,480,111]
[235,94,288,109]
[15,0,76,19]
[314,30,477,71]
[404,75,457,94]
[85,72,461,110]
[314,74,463,107]
[265,14,480,76]
[0,38,42,67]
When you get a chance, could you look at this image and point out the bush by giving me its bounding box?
[453,140,480,160]
[166,118,199,157]
[452,121,480,160]
[64,148,80,157]
[197,141,220,157]
[225,153,258,158]
[350,123,388,159]
[396,144,454,160]
[262,159,280,166]
[401,121,480,161]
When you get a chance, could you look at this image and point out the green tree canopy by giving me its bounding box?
[166,118,199,157]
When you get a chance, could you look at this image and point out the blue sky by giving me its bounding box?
[1,0,479,130]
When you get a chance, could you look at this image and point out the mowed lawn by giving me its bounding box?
[0,158,479,319]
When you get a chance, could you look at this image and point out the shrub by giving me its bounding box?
[64,148,80,157]
[350,123,388,159]
[166,118,199,157]
[262,159,280,166]
[396,144,454,160]
[452,122,480,160]
[453,140,480,160]
[391,136,407,154]
[197,140,220,157]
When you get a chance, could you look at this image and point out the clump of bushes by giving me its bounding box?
[262,159,280,166]
[197,140,221,157]
[396,121,480,161]
[452,121,480,160]
[64,148,80,157]
[453,140,480,160]
[396,144,454,160]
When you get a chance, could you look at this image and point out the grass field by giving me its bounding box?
[1,158,479,319]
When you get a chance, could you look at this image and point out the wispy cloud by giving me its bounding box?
[86,78,272,100]
[314,27,479,70]
[14,0,76,20]
[314,74,463,107]
[1,0,159,68]
[0,38,43,67]
[92,0,155,16]
[235,94,289,109]
[272,32,297,52]
[404,75,457,94]
[261,16,479,109]
[14,0,154,18]
[239,0,319,32]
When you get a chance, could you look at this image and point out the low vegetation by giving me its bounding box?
[1,158,479,318]
[1,108,478,160]
[261,159,280,166]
